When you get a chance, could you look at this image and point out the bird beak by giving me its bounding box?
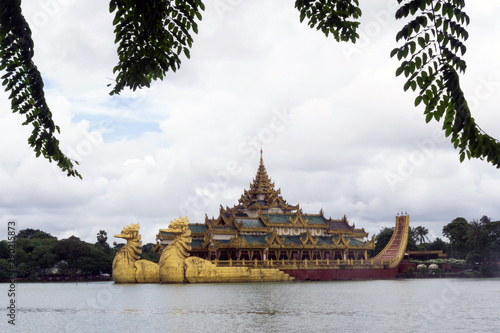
[160,228,179,234]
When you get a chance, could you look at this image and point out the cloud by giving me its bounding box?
[1,1,499,246]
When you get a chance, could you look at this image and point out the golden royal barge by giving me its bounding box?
[153,151,409,282]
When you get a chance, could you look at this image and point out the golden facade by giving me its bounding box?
[113,152,409,283]
[158,151,376,265]
[112,223,159,283]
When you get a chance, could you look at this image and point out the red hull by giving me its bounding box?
[283,267,399,281]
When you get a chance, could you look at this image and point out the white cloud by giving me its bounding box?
[1,1,499,245]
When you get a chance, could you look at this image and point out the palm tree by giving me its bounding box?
[466,219,484,255]
[96,230,109,250]
[415,226,430,244]
[409,227,419,244]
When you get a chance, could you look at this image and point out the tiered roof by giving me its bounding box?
[204,151,368,237]
[159,151,373,250]
[235,150,298,213]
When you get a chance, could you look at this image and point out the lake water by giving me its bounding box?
[2,278,500,332]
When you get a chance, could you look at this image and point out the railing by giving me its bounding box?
[208,258,392,270]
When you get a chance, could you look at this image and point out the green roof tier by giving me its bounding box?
[237,219,266,228]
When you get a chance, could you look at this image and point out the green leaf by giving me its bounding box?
[396,66,404,77]
[415,56,422,69]
[390,1,500,168]
[109,0,205,96]
[1,0,82,178]
[425,112,433,123]
[294,0,362,42]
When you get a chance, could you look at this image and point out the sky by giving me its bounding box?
[1,0,499,245]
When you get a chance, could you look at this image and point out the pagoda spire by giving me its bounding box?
[232,150,298,213]
[251,149,273,194]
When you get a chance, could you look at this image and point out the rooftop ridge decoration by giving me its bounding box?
[228,234,248,247]
[300,230,318,247]
[289,208,308,227]
[265,229,285,246]
[202,228,213,248]
[235,150,297,212]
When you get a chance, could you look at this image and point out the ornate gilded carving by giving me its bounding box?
[364,235,376,249]
[289,208,308,227]
[202,229,214,248]
[341,234,351,246]
[300,230,318,247]
[159,217,293,283]
[234,150,297,212]
[184,256,293,283]
[112,223,159,283]
[331,234,351,249]
[332,235,340,247]
[265,229,285,246]
[159,217,192,283]
[228,234,249,247]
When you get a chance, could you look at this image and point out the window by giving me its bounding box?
[301,251,311,260]
[268,251,277,260]
[251,251,262,260]
[230,251,237,260]
[240,250,250,260]
[219,250,229,260]
[279,251,289,260]
[312,251,321,260]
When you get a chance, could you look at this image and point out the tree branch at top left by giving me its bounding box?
[0,0,81,178]
[0,0,206,178]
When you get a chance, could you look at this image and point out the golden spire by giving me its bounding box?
[235,150,297,212]
[252,149,272,193]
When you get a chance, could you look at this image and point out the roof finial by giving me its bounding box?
[260,148,263,163]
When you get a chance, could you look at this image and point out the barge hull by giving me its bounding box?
[283,267,399,281]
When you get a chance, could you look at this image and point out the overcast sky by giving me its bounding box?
[1,1,499,245]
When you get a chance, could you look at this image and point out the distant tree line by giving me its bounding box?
[0,228,158,281]
[442,216,500,266]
